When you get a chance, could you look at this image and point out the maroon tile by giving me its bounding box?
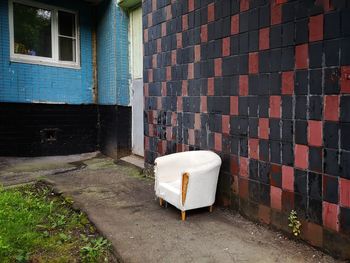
[222,115,230,134]
[295,44,309,69]
[258,205,271,224]
[259,27,270,50]
[240,0,249,12]
[341,66,350,94]
[188,0,194,12]
[176,32,182,48]
[182,80,188,96]
[282,71,294,95]
[230,96,239,115]
[259,118,269,139]
[201,24,208,42]
[231,15,239,35]
[214,58,222,77]
[271,3,281,25]
[340,178,350,208]
[188,63,194,79]
[309,14,324,42]
[249,52,259,74]
[222,37,230,57]
[231,155,239,175]
[239,75,249,96]
[323,201,340,232]
[294,144,309,170]
[208,77,214,96]
[282,165,294,192]
[208,3,215,23]
[270,96,281,118]
[200,96,207,113]
[271,186,282,211]
[182,14,188,31]
[249,138,259,160]
[324,95,339,121]
[308,120,323,147]
[240,156,249,177]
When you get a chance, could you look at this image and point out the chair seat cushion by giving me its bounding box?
[158,179,181,208]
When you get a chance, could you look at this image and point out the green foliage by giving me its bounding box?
[288,210,302,237]
[0,184,111,262]
[81,237,111,263]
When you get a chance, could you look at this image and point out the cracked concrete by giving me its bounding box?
[0,154,343,263]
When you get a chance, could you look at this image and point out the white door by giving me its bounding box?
[130,7,144,156]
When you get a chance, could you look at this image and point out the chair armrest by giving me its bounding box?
[154,153,188,183]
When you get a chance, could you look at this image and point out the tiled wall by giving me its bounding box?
[0,0,94,104]
[143,0,350,258]
[97,0,130,106]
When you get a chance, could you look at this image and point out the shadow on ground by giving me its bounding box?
[0,153,343,263]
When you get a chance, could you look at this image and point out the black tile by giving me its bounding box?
[308,198,323,224]
[324,122,339,149]
[270,72,281,95]
[240,137,248,157]
[248,8,259,31]
[282,1,296,23]
[340,151,350,179]
[324,12,341,39]
[309,42,323,69]
[258,96,269,118]
[341,123,350,151]
[248,96,259,117]
[324,148,340,176]
[309,146,323,173]
[340,38,350,65]
[281,47,295,71]
[309,96,323,120]
[324,67,340,94]
[258,161,270,184]
[259,50,271,73]
[282,96,293,119]
[294,193,307,220]
[270,25,282,48]
[282,120,293,142]
[309,69,322,95]
[340,96,350,122]
[324,39,340,66]
[295,120,308,145]
[259,183,271,206]
[269,119,281,141]
[230,35,240,55]
[294,169,307,195]
[341,9,350,36]
[308,172,322,200]
[295,96,307,120]
[295,70,308,95]
[249,159,259,181]
[323,175,339,204]
[270,48,281,72]
[270,141,281,164]
[282,142,294,166]
[239,12,249,33]
[258,74,269,95]
[231,136,239,154]
[249,118,259,138]
[270,165,282,187]
[295,18,309,44]
[259,4,270,28]
[259,139,269,162]
[340,207,350,235]
[249,30,259,52]
[282,22,295,47]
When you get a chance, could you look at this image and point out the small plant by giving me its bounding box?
[288,210,302,237]
[80,237,111,263]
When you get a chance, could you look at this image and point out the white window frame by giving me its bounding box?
[8,0,80,69]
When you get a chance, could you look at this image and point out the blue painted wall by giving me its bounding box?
[97,0,130,106]
[0,0,94,104]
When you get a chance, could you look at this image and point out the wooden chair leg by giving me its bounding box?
[181,211,186,221]
[159,198,163,207]
[209,205,213,213]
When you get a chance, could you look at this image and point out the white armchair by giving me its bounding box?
[154,150,222,220]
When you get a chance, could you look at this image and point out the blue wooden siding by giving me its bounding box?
[0,0,94,104]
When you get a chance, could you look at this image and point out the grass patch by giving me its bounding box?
[0,183,112,262]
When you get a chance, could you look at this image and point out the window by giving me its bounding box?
[9,0,79,68]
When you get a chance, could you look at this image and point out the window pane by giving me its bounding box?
[58,11,75,37]
[13,3,52,57]
[59,37,76,62]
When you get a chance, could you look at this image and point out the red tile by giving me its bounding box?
[305,222,323,247]
[194,44,201,62]
[161,22,166,37]
[249,52,259,74]
[239,177,249,199]
[341,66,350,94]
[231,155,239,175]
[231,15,239,35]
[282,71,294,95]
[148,13,153,27]
[239,75,249,96]
[240,156,249,177]
[282,165,294,192]
[308,120,323,147]
[188,63,194,79]
[309,14,324,42]
[145,136,150,150]
[232,174,239,195]
[157,39,161,53]
[259,27,270,50]
[157,97,162,109]
[208,78,214,96]
[222,115,230,134]
[171,112,177,126]
[188,129,195,145]
[323,201,339,232]
[171,50,177,65]
[166,66,172,81]
[271,186,282,211]
[295,44,309,69]
[166,5,172,20]
[214,58,222,77]
[166,126,172,140]
[201,24,208,42]
[144,28,149,43]
[294,144,309,170]
[249,138,259,159]
[152,0,157,11]
[176,33,182,48]
[177,96,183,111]
[222,37,230,57]
[258,205,271,224]
[270,96,281,118]
[188,0,194,12]
[148,69,153,83]
[230,96,239,115]
[182,80,188,96]
[240,0,249,11]
[271,4,281,25]
[324,95,339,121]
[340,178,350,208]
[215,132,222,152]
[152,54,157,68]
[144,83,149,97]
[161,82,167,96]
[207,3,215,23]
[259,118,269,139]
[182,15,188,31]
[200,96,207,113]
